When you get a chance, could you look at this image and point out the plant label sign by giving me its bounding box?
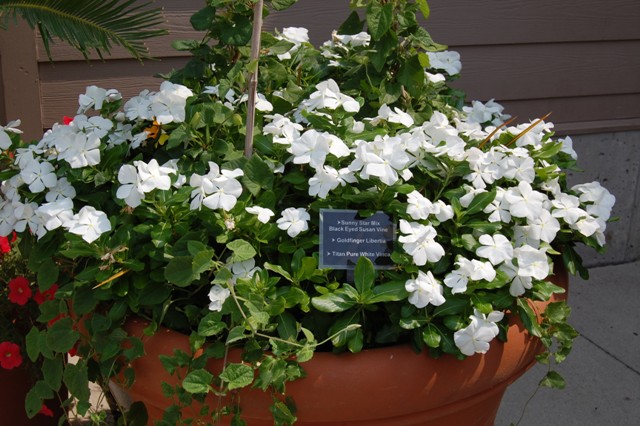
[319,209,395,270]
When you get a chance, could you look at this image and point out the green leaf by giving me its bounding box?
[311,291,356,313]
[254,356,287,391]
[219,363,254,390]
[271,0,298,11]
[37,257,59,290]
[422,324,441,348]
[228,239,257,263]
[277,312,298,340]
[562,247,589,279]
[347,328,364,353]
[25,381,53,418]
[540,370,566,389]
[26,327,42,362]
[182,369,214,394]
[190,6,216,31]
[366,2,393,40]
[243,155,275,195]
[265,263,293,282]
[226,326,247,344]
[416,0,430,19]
[463,189,497,216]
[43,357,63,390]
[338,10,364,35]
[46,317,79,353]
[368,280,409,303]
[64,362,91,402]
[164,256,198,287]
[398,55,426,97]
[220,15,253,46]
[516,298,542,338]
[433,297,469,317]
[270,398,298,426]
[354,256,375,294]
[198,313,226,337]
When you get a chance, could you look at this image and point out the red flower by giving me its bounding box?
[68,344,78,358]
[39,404,54,417]
[0,236,10,254]
[0,232,15,253]
[8,276,32,305]
[0,341,23,370]
[63,116,74,125]
[34,284,59,305]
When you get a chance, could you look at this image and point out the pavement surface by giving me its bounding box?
[496,260,640,426]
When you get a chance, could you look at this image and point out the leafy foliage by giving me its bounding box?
[0,0,614,424]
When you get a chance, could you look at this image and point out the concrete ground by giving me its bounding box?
[496,260,640,426]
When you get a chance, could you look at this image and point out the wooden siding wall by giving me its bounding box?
[1,0,639,141]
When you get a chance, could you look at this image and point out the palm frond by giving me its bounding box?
[0,0,168,60]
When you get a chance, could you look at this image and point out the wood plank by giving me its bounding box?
[498,94,640,131]
[0,54,6,123]
[35,0,640,60]
[264,0,640,46]
[427,0,640,46]
[452,41,640,102]
[0,21,43,141]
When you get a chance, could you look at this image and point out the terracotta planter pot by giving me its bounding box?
[119,266,568,425]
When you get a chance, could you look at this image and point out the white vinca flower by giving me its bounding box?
[20,159,57,193]
[398,219,445,266]
[500,261,533,297]
[123,89,154,121]
[454,309,504,356]
[503,181,546,221]
[0,119,22,150]
[304,79,360,113]
[475,234,514,266]
[332,31,371,47]
[514,245,549,280]
[274,27,309,60]
[150,81,194,124]
[37,197,74,231]
[276,207,310,237]
[77,85,121,113]
[350,136,411,186]
[426,50,462,75]
[116,164,144,208]
[290,129,331,168]
[0,200,17,236]
[572,181,616,221]
[444,257,474,294]
[370,104,414,127]
[227,257,261,284]
[64,132,102,169]
[308,165,355,199]
[189,163,244,211]
[136,159,176,193]
[405,270,446,308]
[246,206,275,223]
[67,206,111,243]
[46,177,76,202]
[208,284,230,312]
